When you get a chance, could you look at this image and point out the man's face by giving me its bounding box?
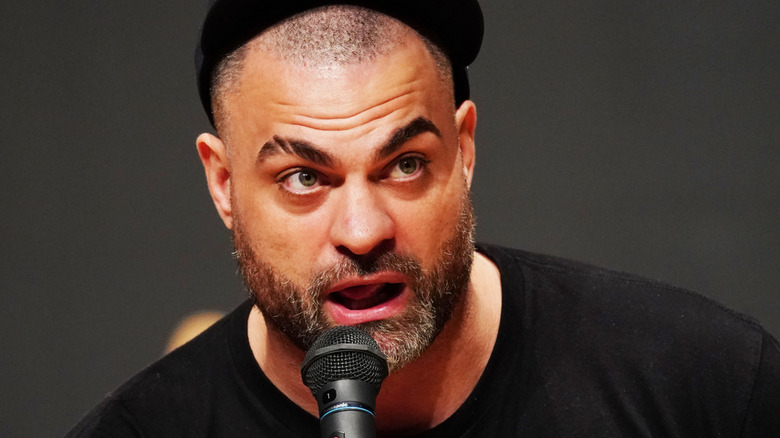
[201,34,478,370]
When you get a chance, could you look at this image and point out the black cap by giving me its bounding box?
[195,0,484,127]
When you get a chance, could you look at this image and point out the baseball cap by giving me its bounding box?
[195,0,484,127]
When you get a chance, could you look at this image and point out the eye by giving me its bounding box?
[280,169,322,193]
[387,156,427,179]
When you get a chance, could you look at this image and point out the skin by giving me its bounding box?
[196,32,503,434]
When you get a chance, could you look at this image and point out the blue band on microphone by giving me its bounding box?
[321,402,375,420]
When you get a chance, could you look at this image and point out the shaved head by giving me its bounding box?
[210,5,454,137]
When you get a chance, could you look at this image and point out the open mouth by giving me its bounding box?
[329,283,404,311]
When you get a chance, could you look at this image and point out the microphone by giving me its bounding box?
[301,326,389,438]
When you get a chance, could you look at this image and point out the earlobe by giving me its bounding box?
[196,133,233,229]
[455,100,477,188]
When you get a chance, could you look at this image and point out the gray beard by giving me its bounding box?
[232,194,475,372]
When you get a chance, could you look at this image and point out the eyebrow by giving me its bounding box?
[373,117,442,161]
[256,116,442,167]
[257,136,336,167]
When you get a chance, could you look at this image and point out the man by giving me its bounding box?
[67,0,779,436]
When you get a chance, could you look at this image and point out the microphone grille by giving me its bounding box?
[301,326,389,395]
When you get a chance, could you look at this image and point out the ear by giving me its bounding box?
[455,100,477,188]
[196,133,233,230]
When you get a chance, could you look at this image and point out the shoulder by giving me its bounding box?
[479,243,774,388]
[479,244,780,434]
[117,305,236,402]
[66,302,251,437]
[480,243,765,341]
[64,398,143,438]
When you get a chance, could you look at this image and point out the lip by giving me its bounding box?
[323,272,410,325]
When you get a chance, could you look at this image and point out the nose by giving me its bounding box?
[329,181,395,257]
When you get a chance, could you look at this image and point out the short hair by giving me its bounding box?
[210,5,454,137]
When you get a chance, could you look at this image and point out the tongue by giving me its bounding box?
[332,283,399,310]
[338,284,383,301]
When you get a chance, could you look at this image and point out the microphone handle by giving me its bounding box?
[317,380,378,438]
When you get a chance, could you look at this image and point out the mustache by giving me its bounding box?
[308,252,424,297]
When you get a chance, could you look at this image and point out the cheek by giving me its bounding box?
[391,179,467,261]
[232,187,331,282]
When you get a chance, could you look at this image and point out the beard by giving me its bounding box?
[232,192,476,372]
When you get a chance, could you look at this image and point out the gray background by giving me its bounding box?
[1,1,777,436]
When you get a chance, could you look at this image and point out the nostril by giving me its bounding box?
[336,239,396,266]
[331,217,395,256]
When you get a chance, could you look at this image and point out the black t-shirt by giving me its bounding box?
[66,245,780,437]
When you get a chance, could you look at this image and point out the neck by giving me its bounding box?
[247,251,502,435]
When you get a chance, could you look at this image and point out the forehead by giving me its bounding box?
[220,33,451,144]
